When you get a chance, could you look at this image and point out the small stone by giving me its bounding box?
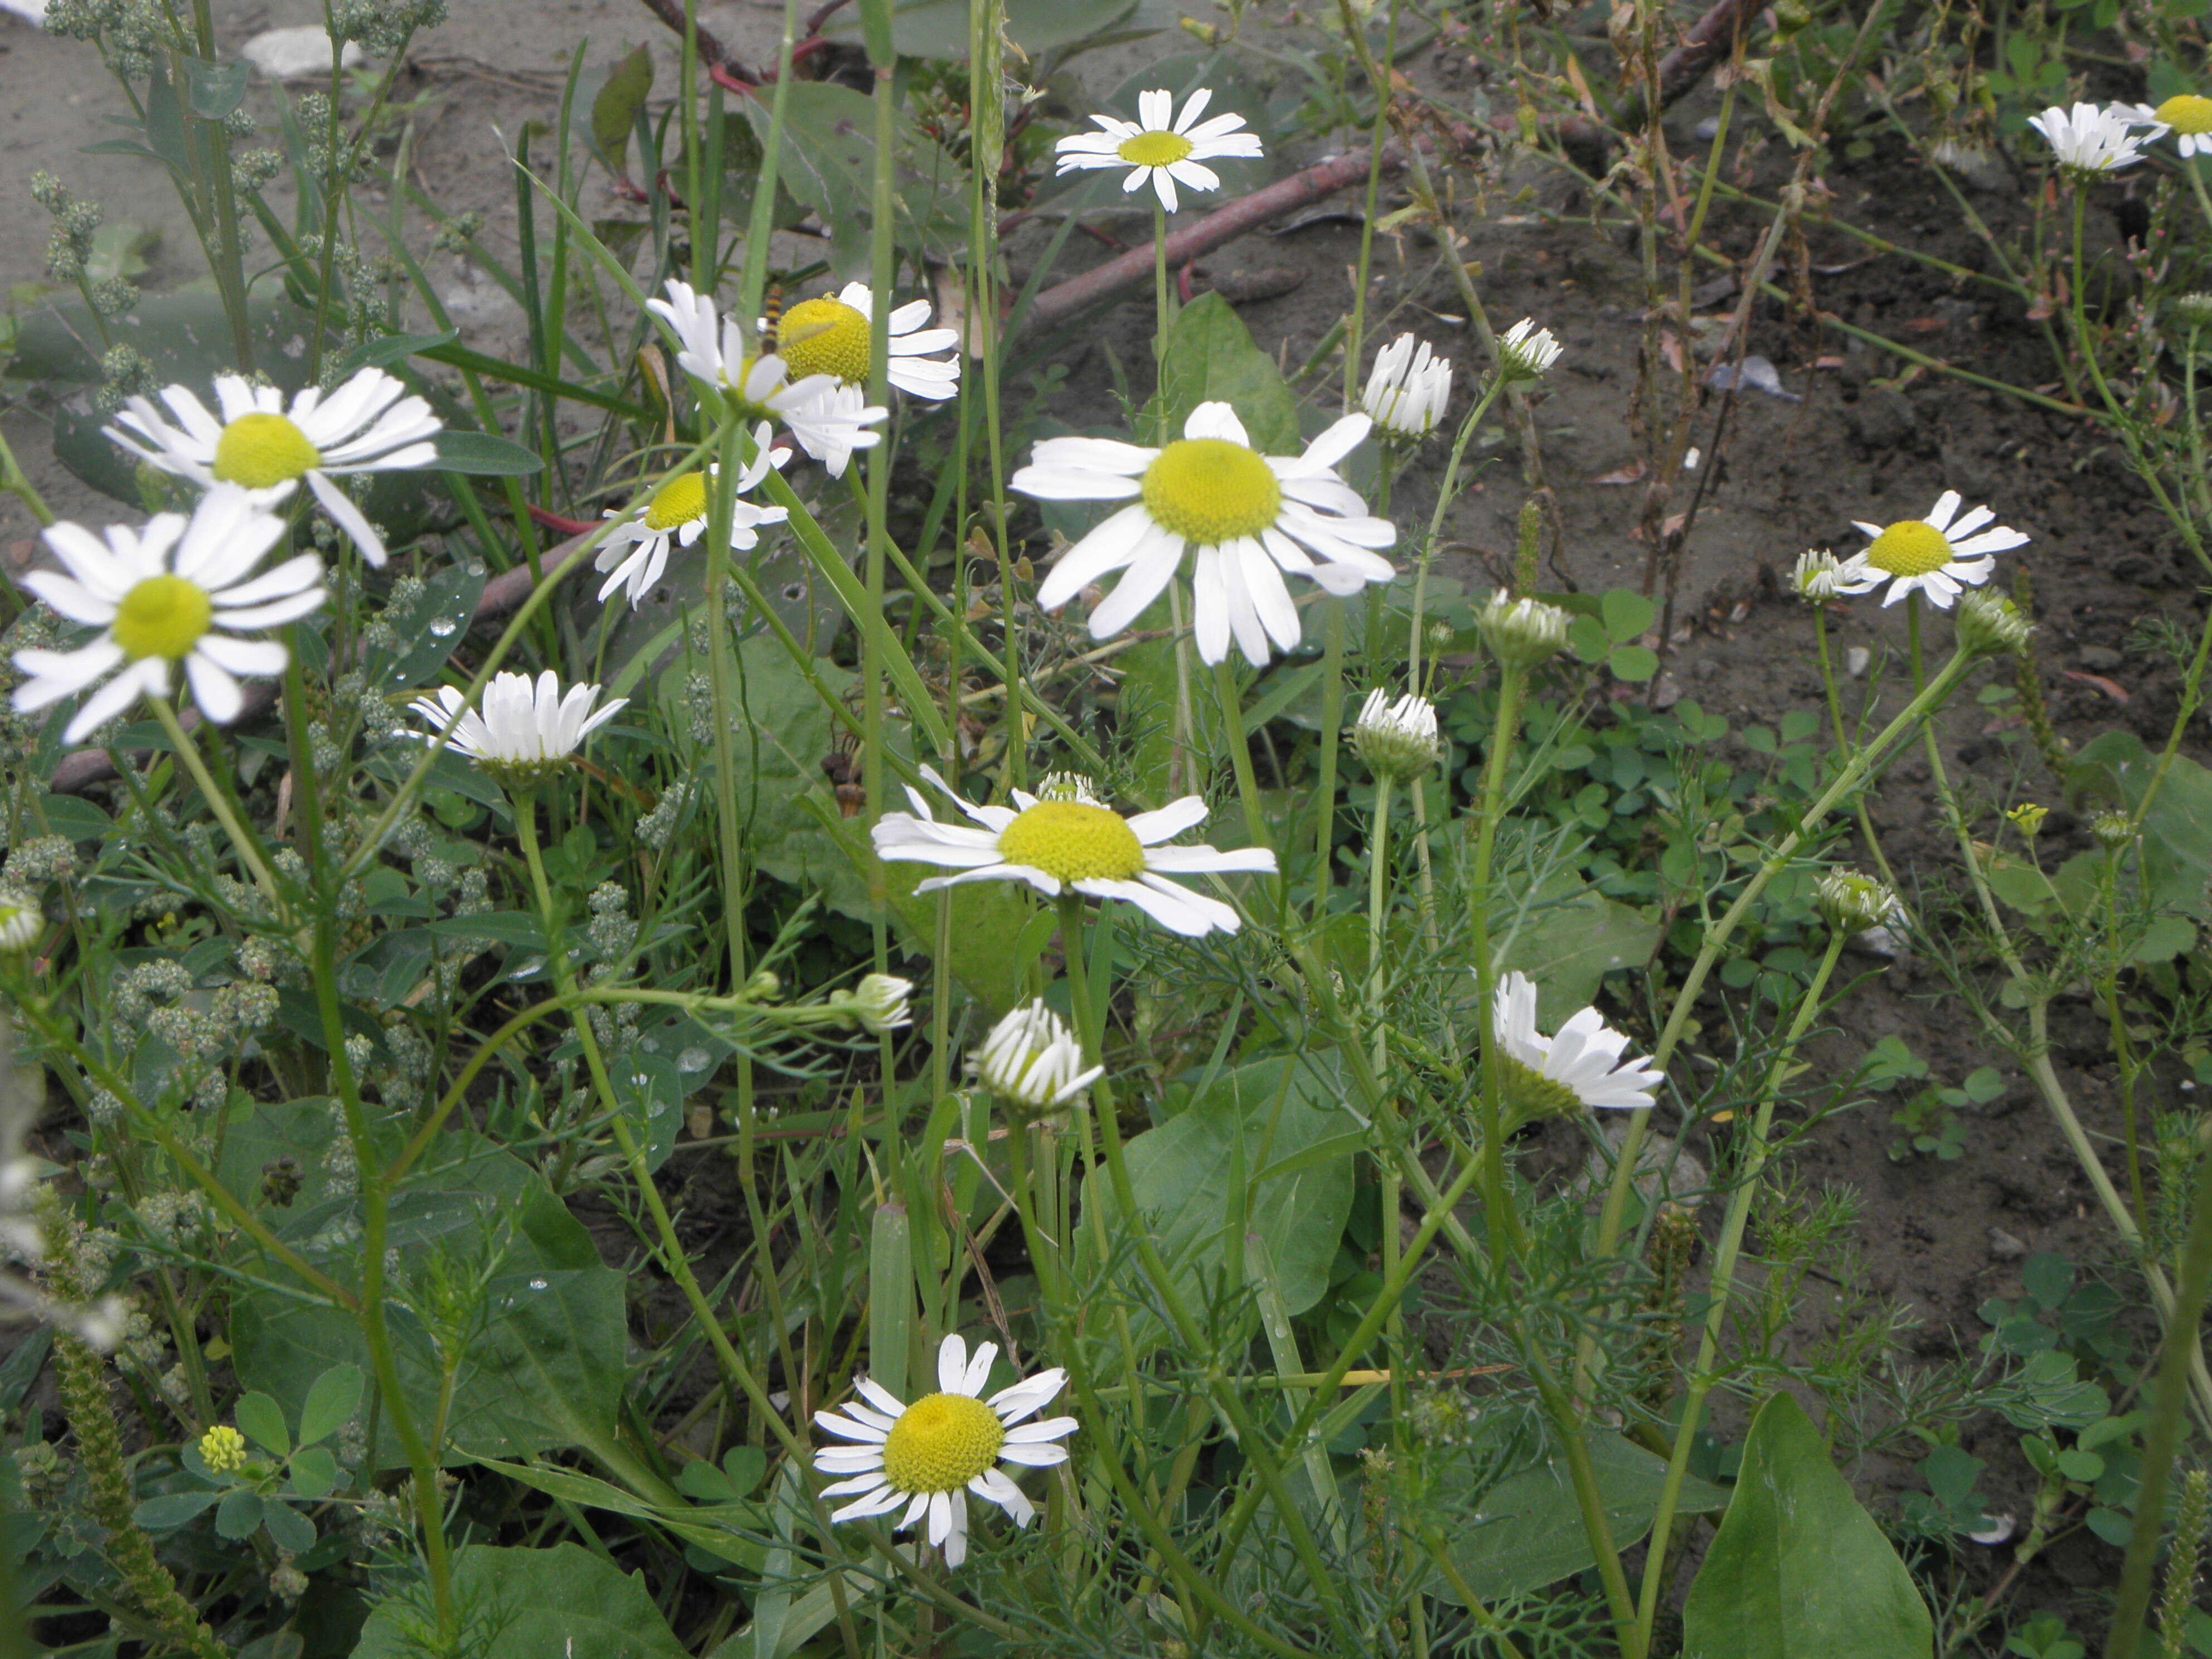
[243,26,364,79]
[1650,672,1684,710]
[1846,646,1871,678]
[2078,645,2123,672]
[1846,387,1918,449]
[1988,1227,2028,1262]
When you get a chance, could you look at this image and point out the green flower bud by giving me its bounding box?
[1477,592,1570,671]
[1816,869,1899,935]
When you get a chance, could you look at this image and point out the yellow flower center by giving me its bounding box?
[644,472,709,531]
[200,1425,248,1474]
[1864,520,1954,577]
[1140,438,1282,545]
[212,412,320,489]
[2157,94,2212,135]
[997,799,1147,884]
[778,297,872,386]
[880,1392,1006,1494]
[112,575,212,662]
[1119,129,1195,167]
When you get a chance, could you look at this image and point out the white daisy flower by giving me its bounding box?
[593,430,789,609]
[1792,548,1847,603]
[1349,688,1440,780]
[870,767,1274,938]
[0,890,42,954]
[771,282,961,402]
[1362,334,1453,439]
[1051,87,1264,212]
[13,486,323,745]
[1008,401,1395,668]
[2121,93,2212,155]
[105,368,440,567]
[814,1332,1077,1568]
[646,278,887,477]
[406,670,627,784]
[1490,969,1661,1122]
[974,999,1103,1113]
[1496,318,1563,381]
[2028,101,2156,177]
[1835,491,2027,609]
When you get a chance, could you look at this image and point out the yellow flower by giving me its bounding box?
[200,1424,248,1473]
[2007,802,2049,838]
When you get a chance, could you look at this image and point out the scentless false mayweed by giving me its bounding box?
[2123,93,2212,157]
[1362,334,1453,439]
[1836,490,2027,609]
[12,486,324,744]
[0,891,41,955]
[1476,592,1570,671]
[1955,589,2034,657]
[646,278,887,477]
[1350,688,1441,781]
[830,973,913,1035]
[2028,101,2156,177]
[870,767,1274,938]
[1792,548,1847,603]
[1051,88,1263,212]
[1495,318,1563,381]
[974,999,1103,1114]
[593,433,789,610]
[773,282,961,401]
[814,1333,1077,1567]
[106,368,440,567]
[1815,869,1900,937]
[1010,400,1395,667]
[1488,970,1662,1124]
[406,670,627,786]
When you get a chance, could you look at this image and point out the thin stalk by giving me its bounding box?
[1406,377,1506,691]
[1634,928,1848,1646]
[1152,196,1173,438]
[1342,0,1406,413]
[2107,1126,2212,1659]
[1367,777,1394,1078]
[147,697,283,910]
[1212,657,1273,858]
[1467,665,1532,1263]
[1813,601,1898,890]
[1310,597,1347,919]
[701,416,749,987]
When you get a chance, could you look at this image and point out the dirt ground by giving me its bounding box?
[5,0,2207,1622]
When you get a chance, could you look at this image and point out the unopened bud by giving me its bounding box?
[1956,590,2032,658]
[1350,688,1442,781]
[1815,869,1899,936]
[2172,292,2212,328]
[1792,548,1846,603]
[835,973,912,1035]
[1495,318,1561,381]
[2092,811,2135,851]
[0,890,40,954]
[1477,591,1569,671]
[975,999,1102,1116]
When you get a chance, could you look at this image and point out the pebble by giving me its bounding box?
[242,26,364,79]
[1988,1227,2028,1262]
[2078,646,2123,672]
[1846,646,1871,678]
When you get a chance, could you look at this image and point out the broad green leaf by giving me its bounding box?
[1682,1391,1933,1659]
[1159,291,1302,455]
[261,1498,316,1555]
[2065,730,2212,918]
[227,1118,627,1468]
[298,1362,364,1447]
[184,58,250,119]
[1079,1052,1357,1356]
[288,1445,339,1501]
[471,1458,765,1571]
[433,430,546,476]
[589,44,654,170]
[235,1390,290,1457]
[1601,589,1657,642]
[354,1544,686,1659]
[1438,1428,1728,1602]
[1487,874,1659,1027]
[1610,644,1661,683]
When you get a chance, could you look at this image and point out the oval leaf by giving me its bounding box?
[1684,1391,1933,1659]
[133,1488,221,1531]
[235,1389,290,1456]
[298,1362,365,1448]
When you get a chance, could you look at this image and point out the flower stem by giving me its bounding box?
[1633,926,1847,1646]
[1309,598,1347,920]
[1407,376,1507,692]
[1212,656,1272,859]
[1153,196,1173,440]
[1367,777,1393,1078]
[147,696,283,911]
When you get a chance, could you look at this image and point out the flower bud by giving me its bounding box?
[2173,292,2212,328]
[1477,592,1570,671]
[1350,688,1442,781]
[2092,811,2135,851]
[975,999,1102,1115]
[834,973,912,1035]
[1496,318,1562,381]
[1955,590,2032,658]
[1815,869,1899,936]
[1792,548,1846,603]
[741,968,783,1002]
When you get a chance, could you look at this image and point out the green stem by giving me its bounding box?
[1309,598,1347,919]
[1406,378,1506,692]
[1342,0,1405,413]
[1813,601,1898,890]
[146,697,284,913]
[1367,777,1393,1078]
[1468,664,1532,1264]
[1212,656,1273,858]
[1634,928,1848,1646]
[2108,1124,2212,1659]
